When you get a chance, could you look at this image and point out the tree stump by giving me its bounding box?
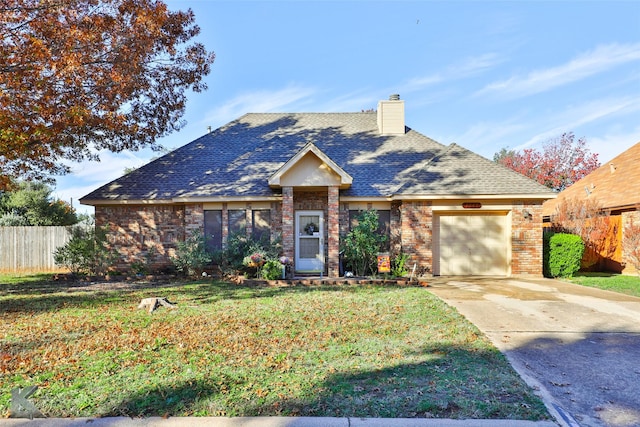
[137,297,177,313]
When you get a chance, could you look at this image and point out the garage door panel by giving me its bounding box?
[438,214,508,276]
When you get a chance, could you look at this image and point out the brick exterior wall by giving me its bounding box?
[510,201,544,276]
[390,201,402,256]
[327,186,340,277]
[221,203,229,246]
[398,201,433,273]
[185,203,204,235]
[339,203,350,237]
[95,204,185,271]
[96,197,546,277]
[270,201,283,242]
[282,187,294,264]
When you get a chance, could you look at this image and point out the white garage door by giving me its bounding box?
[436,214,509,276]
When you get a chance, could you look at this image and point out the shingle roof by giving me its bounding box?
[80,112,553,203]
[543,142,640,215]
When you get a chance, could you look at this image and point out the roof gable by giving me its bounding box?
[268,142,352,189]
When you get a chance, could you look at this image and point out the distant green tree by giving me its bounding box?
[492,147,517,163]
[0,212,29,226]
[0,181,77,225]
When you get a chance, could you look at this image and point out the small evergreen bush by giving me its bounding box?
[391,252,410,277]
[544,232,584,278]
[54,224,117,275]
[171,229,213,277]
[261,259,283,280]
[341,210,387,277]
[214,232,282,278]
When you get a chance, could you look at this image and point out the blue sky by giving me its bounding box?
[56,0,640,214]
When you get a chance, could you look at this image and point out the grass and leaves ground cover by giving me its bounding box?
[1,274,548,420]
[568,272,640,297]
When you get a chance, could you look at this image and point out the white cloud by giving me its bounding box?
[403,52,503,94]
[202,84,318,127]
[476,42,640,99]
[69,149,149,181]
[450,118,529,159]
[55,148,154,214]
[454,53,505,77]
[52,182,98,215]
[586,130,640,164]
[516,96,640,150]
[317,89,379,112]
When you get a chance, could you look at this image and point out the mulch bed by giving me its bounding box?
[46,272,429,293]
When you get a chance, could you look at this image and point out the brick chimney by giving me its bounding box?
[377,94,405,135]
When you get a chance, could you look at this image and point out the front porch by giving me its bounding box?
[270,142,353,278]
[281,186,341,277]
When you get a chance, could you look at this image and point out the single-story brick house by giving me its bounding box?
[543,142,640,275]
[81,95,555,277]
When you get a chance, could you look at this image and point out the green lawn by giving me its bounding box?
[568,272,640,297]
[1,274,549,420]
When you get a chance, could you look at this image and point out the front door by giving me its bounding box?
[295,210,324,273]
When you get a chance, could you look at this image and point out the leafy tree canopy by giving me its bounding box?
[0,0,215,189]
[0,181,78,225]
[494,132,600,192]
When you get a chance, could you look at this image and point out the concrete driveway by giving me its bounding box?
[427,277,640,427]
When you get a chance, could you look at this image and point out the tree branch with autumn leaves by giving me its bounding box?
[0,0,215,189]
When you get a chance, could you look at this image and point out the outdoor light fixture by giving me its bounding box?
[523,210,533,220]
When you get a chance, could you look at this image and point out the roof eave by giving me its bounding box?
[80,198,174,206]
[389,193,557,201]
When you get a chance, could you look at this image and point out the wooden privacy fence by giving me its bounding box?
[0,226,74,273]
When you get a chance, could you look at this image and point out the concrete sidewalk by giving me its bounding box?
[2,416,558,427]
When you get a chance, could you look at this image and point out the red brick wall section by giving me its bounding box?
[185,203,204,236]
[390,201,402,256]
[511,201,544,276]
[339,203,350,237]
[95,204,185,271]
[271,201,282,242]
[282,187,294,264]
[245,203,253,238]
[327,186,340,277]
[399,201,432,273]
[293,190,327,211]
[221,203,229,246]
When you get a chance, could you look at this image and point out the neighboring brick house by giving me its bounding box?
[81,95,555,277]
[543,142,640,275]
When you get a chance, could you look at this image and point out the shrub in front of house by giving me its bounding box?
[391,252,410,277]
[214,232,282,278]
[341,210,388,277]
[54,224,117,276]
[171,229,213,277]
[544,232,585,278]
[261,259,284,280]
